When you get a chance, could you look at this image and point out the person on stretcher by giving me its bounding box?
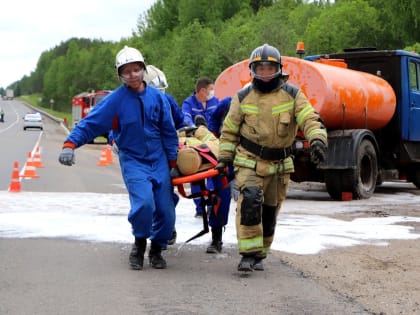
[173,126,233,253]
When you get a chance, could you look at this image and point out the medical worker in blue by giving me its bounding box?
[182,77,219,217]
[58,46,178,271]
[182,77,219,127]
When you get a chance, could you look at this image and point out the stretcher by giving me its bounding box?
[172,168,228,243]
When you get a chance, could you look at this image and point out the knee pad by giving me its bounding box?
[240,186,263,226]
[262,205,277,237]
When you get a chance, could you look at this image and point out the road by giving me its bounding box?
[0,99,124,193]
[1,99,419,314]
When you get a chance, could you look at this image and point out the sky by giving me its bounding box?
[1,181,420,255]
[0,0,156,89]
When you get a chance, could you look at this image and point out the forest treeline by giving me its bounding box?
[6,0,420,112]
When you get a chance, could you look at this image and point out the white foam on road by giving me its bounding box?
[1,188,419,254]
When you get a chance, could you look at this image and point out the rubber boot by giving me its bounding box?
[206,226,223,254]
[237,254,255,272]
[129,237,146,270]
[252,257,265,271]
[149,242,167,269]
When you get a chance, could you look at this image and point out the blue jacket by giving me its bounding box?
[166,93,186,130]
[67,84,178,162]
[208,96,232,137]
[181,93,219,126]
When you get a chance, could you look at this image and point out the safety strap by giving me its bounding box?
[193,144,218,166]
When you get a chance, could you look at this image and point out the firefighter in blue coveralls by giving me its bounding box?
[58,46,178,270]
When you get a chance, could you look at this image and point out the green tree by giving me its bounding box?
[304,0,380,54]
[364,0,420,48]
[164,20,220,102]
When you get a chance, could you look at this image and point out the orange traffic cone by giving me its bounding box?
[32,147,45,168]
[105,145,113,164]
[97,148,109,166]
[20,152,40,178]
[8,161,21,192]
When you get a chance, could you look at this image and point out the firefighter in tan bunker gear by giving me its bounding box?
[216,44,328,272]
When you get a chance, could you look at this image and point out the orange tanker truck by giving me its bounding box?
[214,47,420,200]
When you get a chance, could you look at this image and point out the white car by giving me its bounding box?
[23,113,43,130]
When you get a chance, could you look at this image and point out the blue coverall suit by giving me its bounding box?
[207,98,233,228]
[65,84,178,248]
[166,92,185,209]
[207,97,232,137]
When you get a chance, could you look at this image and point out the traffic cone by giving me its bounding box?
[97,148,109,166]
[105,145,113,164]
[20,152,40,178]
[32,147,45,168]
[8,161,21,192]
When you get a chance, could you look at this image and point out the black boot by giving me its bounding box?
[149,242,167,269]
[206,226,223,254]
[238,254,255,272]
[167,230,177,246]
[129,237,146,270]
[252,257,265,271]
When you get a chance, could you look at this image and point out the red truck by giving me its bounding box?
[71,90,111,129]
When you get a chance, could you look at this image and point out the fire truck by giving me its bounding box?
[71,90,111,129]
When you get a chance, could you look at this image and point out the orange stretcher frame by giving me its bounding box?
[172,168,228,243]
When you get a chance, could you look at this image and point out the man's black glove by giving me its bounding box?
[194,115,207,128]
[215,158,232,174]
[58,147,75,166]
[170,167,182,178]
[310,140,327,165]
[178,126,198,137]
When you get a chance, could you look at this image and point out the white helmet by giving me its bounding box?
[144,65,168,91]
[115,46,145,76]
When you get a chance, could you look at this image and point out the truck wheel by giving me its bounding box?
[351,139,378,199]
[325,140,377,200]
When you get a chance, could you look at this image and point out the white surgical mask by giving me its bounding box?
[207,89,215,101]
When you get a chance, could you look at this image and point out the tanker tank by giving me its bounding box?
[214,56,396,130]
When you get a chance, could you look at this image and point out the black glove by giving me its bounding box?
[178,126,198,137]
[170,167,182,178]
[58,147,75,166]
[310,140,327,165]
[215,158,232,174]
[194,115,207,128]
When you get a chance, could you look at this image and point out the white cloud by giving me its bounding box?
[0,0,156,88]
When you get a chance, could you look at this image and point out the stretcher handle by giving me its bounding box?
[171,168,220,186]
